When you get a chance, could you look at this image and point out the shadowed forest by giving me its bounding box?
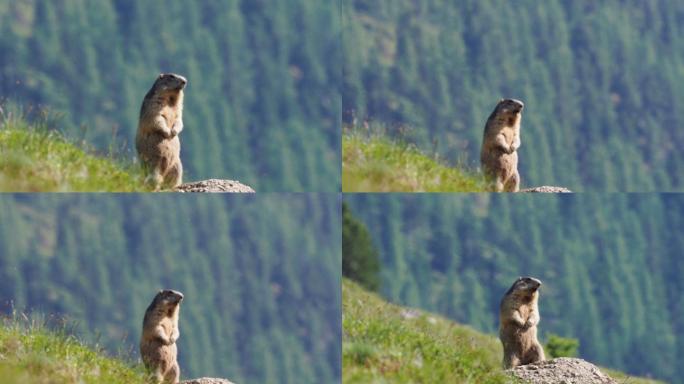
[0,195,341,384]
[343,1,684,191]
[345,194,683,383]
[0,1,340,191]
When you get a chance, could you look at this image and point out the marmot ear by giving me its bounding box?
[158,73,164,79]
[499,98,504,103]
[158,289,163,294]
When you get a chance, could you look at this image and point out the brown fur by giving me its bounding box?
[136,73,187,190]
[140,289,184,384]
[499,277,545,369]
[480,99,524,192]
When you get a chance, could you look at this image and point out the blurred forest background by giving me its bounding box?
[344,194,683,383]
[0,194,341,384]
[343,1,684,191]
[0,1,340,191]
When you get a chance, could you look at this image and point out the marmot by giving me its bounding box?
[499,277,545,369]
[480,98,524,192]
[140,289,184,384]
[136,73,187,190]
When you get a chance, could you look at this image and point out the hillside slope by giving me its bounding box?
[0,320,148,384]
[342,279,662,384]
[0,195,341,382]
[343,1,684,191]
[0,117,148,191]
[345,194,681,382]
[0,1,340,191]
[342,132,488,192]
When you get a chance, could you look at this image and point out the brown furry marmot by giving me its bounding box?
[136,73,187,190]
[480,98,524,192]
[499,277,545,369]
[140,289,184,384]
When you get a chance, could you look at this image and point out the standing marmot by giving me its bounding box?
[140,289,184,384]
[136,73,187,190]
[480,98,524,192]
[499,277,545,369]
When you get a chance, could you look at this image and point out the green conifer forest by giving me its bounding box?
[0,194,341,383]
[0,1,340,191]
[345,194,683,382]
[343,1,684,191]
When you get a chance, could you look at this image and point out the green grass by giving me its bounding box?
[342,279,663,384]
[0,317,149,384]
[342,132,489,192]
[0,114,150,192]
[343,130,572,193]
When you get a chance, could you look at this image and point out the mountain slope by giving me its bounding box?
[343,132,488,192]
[0,1,340,191]
[0,320,148,384]
[0,116,148,192]
[0,195,341,383]
[342,1,684,191]
[342,279,662,384]
[344,194,681,382]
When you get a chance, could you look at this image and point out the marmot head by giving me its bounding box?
[151,289,184,315]
[505,276,541,302]
[153,73,187,92]
[496,98,524,114]
[492,98,524,126]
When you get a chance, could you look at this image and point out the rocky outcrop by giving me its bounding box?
[520,186,572,193]
[175,179,255,193]
[509,358,617,384]
[181,378,236,384]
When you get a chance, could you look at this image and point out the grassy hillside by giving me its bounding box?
[345,194,681,381]
[342,279,662,384]
[342,132,488,192]
[0,195,341,382]
[0,319,148,384]
[0,116,149,192]
[0,1,340,192]
[342,1,684,191]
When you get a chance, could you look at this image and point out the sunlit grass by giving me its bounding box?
[0,316,149,384]
[342,279,663,384]
[343,279,513,384]
[342,131,489,192]
[0,108,150,192]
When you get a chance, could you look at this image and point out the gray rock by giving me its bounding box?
[520,186,572,193]
[509,357,617,384]
[181,378,236,384]
[175,179,255,193]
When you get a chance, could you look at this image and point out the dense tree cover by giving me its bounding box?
[343,1,684,191]
[0,1,340,191]
[342,202,380,291]
[546,334,580,359]
[345,194,684,382]
[0,194,341,383]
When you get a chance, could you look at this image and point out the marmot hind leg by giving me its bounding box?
[145,168,165,191]
[504,170,520,192]
[483,168,505,192]
[163,362,180,384]
[523,341,545,365]
[503,352,520,369]
[163,162,183,189]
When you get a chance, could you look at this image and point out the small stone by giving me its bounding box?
[175,179,255,193]
[519,186,572,193]
[181,378,236,384]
